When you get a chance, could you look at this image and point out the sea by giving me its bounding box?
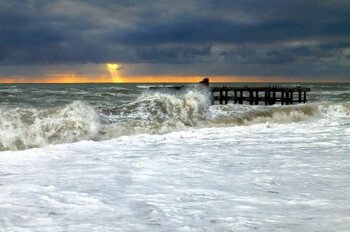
[0,82,349,231]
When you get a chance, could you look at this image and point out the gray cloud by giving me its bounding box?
[1,0,350,80]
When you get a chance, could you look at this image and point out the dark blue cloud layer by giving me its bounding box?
[1,0,350,79]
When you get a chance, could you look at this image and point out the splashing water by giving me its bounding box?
[1,84,349,150]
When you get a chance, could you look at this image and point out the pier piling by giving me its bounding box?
[211,86,310,105]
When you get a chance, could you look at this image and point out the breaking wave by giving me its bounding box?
[0,101,100,151]
[1,88,349,151]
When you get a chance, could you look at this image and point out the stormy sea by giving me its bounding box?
[0,82,349,231]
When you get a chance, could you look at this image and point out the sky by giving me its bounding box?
[1,0,350,83]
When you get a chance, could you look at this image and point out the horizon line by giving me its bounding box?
[1,80,350,84]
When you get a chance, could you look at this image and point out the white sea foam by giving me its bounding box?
[1,121,349,231]
[0,101,99,151]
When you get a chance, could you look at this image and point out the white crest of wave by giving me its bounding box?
[100,88,212,138]
[142,89,211,126]
[0,101,99,151]
[214,103,349,126]
[318,103,350,117]
[242,105,319,125]
[208,104,322,126]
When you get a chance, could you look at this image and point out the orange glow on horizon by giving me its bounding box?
[101,75,339,83]
[1,74,348,83]
[0,74,115,83]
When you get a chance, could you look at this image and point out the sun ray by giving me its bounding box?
[107,63,123,83]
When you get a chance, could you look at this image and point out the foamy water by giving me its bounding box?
[0,83,349,231]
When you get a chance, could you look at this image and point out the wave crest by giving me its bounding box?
[0,101,99,151]
[99,88,212,138]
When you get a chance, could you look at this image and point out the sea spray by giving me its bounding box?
[99,87,213,138]
[1,86,349,151]
[0,101,99,151]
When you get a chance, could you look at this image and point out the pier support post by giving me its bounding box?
[234,90,237,104]
[299,91,302,103]
[219,90,223,104]
[255,91,259,105]
[225,90,228,105]
[249,90,253,105]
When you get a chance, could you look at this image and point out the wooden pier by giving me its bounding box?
[149,78,310,105]
[212,86,310,105]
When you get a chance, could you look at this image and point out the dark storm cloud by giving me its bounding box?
[135,45,211,63]
[1,0,350,79]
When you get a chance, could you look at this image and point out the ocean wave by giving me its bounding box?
[98,87,212,138]
[1,88,349,151]
[136,85,151,89]
[100,89,348,136]
[0,101,99,151]
[207,104,319,126]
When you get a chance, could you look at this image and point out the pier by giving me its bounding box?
[212,86,310,105]
[149,79,310,105]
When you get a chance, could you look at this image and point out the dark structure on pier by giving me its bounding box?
[149,79,310,105]
[212,86,310,105]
